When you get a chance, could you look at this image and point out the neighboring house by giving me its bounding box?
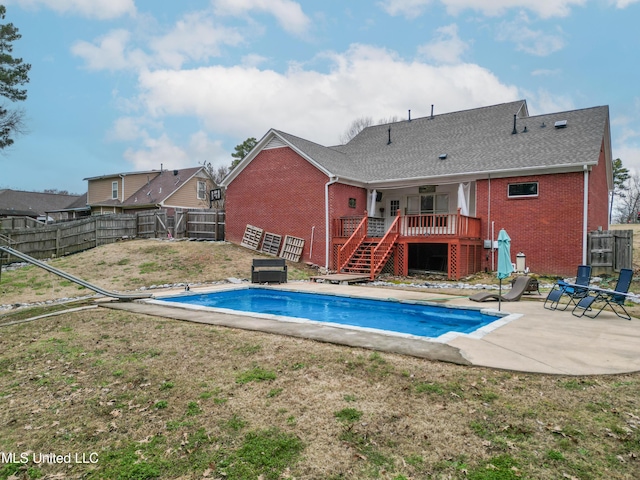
[46,193,91,220]
[221,100,612,279]
[84,167,216,215]
[0,189,84,221]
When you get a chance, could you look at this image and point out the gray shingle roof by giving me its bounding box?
[272,100,610,185]
[121,167,204,206]
[0,189,83,216]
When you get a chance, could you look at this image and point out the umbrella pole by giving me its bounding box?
[498,278,502,311]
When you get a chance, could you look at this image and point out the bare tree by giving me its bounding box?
[200,161,227,208]
[339,115,403,144]
[614,172,640,224]
[339,116,373,144]
[377,115,400,125]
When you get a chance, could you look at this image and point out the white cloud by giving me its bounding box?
[123,134,190,170]
[7,0,135,19]
[380,0,434,18]
[241,53,269,68]
[134,44,519,146]
[417,24,469,64]
[122,131,228,171]
[71,29,149,71]
[615,144,640,176]
[107,116,149,142]
[148,12,243,69]
[611,0,640,7]
[524,89,574,115]
[496,13,566,56]
[72,12,243,71]
[213,0,311,36]
[531,68,561,76]
[380,0,586,18]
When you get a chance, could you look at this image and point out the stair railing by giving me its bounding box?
[337,213,368,272]
[370,213,401,279]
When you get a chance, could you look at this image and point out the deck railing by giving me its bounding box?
[337,214,368,272]
[400,210,480,238]
[334,210,481,241]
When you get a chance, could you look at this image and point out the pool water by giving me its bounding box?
[160,288,500,339]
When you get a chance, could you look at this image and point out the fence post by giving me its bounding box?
[215,208,219,241]
[56,226,61,257]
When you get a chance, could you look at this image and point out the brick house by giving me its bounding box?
[84,166,216,215]
[221,100,612,278]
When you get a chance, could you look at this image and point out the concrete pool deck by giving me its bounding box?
[103,282,640,376]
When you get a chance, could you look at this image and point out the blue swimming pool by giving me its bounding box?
[159,288,501,339]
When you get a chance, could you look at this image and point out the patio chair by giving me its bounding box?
[469,276,531,303]
[572,268,633,320]
[543,265,591,311]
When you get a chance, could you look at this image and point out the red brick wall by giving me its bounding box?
[225,147,329,266]
[476,172,593,276]
[587,142,610,231]
[329,183,368,223]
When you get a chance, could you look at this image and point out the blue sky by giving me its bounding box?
[1,0,639,194]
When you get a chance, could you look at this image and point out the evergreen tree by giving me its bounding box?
[0,5,30,149]
[230,137,257,169]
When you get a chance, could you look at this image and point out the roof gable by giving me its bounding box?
[122,167,206,206]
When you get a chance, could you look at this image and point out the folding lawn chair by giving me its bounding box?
[544,265,591,311]
[572,268,633,320]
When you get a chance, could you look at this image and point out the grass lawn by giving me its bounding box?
[1,237,640,479]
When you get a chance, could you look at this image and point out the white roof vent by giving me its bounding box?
[554,120,567,128]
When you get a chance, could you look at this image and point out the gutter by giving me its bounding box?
[325,176,340,269]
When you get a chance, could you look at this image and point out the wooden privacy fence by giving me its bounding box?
[588,229,633,275]
[0,209,225,262]
[0,214,137,261]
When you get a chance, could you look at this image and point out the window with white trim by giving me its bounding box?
[197,181,207,200]
[111,181,118,199]
[508,182,538,198]
[389,199,400,217]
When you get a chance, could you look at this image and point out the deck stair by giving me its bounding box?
[342,242,376,274]
[338,214,401,279]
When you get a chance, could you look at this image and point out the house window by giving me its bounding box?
[197,181,207,200]
[348,198,356,208]
[111,181,118,199]
[407,194,449,215]
[508,182,538,198]
[390,199,400,216]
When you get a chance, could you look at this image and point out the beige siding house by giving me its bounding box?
[84,167,215,215]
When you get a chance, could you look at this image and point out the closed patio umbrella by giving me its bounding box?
[497,229,513,311]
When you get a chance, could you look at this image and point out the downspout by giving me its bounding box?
[487,173,492,271]
[583,165,589,265]
[119,174,125,202]
[325,176,340,270]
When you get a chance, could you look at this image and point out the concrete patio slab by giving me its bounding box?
[103,282,640,376]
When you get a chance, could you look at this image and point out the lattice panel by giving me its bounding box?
[260,232,282,256]
[396,243,406,276]
[380,250,394,275]
[332,244,340,271]
[240,224,263,250]
[450,243,459,280]
[279,235,305,262]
